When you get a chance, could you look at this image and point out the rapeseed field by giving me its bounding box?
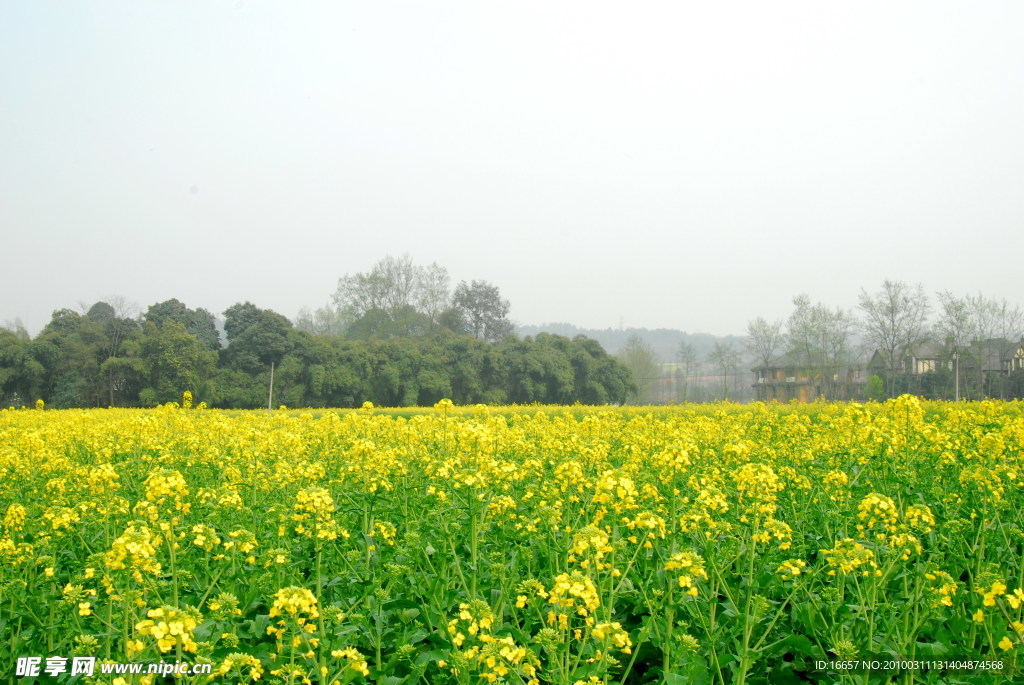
[2,397,1022,684]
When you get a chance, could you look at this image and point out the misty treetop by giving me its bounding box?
[305,255,513,343]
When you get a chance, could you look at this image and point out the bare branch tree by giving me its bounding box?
[789,294,856,400]
[936,291,975,401]
[295,305,347,337]
[676,340,699,402]
[618,335,660,404]
[416,262,451,328]
[707,341,741,400]
[858,280,930,398]
[746,317,786,369]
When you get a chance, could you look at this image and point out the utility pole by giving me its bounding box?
[268,362,275,414]
[954,349,960,401]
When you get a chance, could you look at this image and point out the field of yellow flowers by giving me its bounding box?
[2,397,1023,684]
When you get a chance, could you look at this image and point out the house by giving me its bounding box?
[866,340,951,378]
[751,350,813,402]
[957,338,1024,399]
[1005,339,1024,373]
[751,351,865,402]
[953,338,1020,377]
[867,338,1024,400]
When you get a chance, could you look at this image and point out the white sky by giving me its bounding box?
[2,1,1022,337]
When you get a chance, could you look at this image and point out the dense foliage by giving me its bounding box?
[2,398,1023,683]
[0,299,634,409]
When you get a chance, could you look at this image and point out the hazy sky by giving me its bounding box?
[2,1,1022,337]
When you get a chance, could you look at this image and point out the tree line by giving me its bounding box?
[6,271,1021,408]
[0,257,635,408]
[611,280,1024,404]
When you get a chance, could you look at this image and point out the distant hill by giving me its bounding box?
[516,323,746,362]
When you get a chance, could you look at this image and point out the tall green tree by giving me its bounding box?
[0,324,45,406]
[32,302,142,407]
[138,320,217,405]
[570,335,633,404]
[221,302,293,372]
[271,333,373,408]
[32,309,81,406]
[86,300,143,405]
[146,298,222,351]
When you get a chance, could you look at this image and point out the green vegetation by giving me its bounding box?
[3,398,1024,682]
[0,299,633,409]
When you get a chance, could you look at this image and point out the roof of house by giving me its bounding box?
[750,348,806,371]
[911,339,948,359]
[962,338,1019,371]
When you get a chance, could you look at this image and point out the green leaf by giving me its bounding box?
[783,634,817,658]
[414,649,448,667]
[913,641,951,657]
[252,613,270,637]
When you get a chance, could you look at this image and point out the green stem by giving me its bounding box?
[469,493,478,598]
[736,534,758,685]
[167,523,179,608]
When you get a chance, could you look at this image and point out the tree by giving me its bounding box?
[145,299,188,328]
[444,336,489,402]
[275,334,374,408]
[145,298,221,350]
[333,256,405,318]
[569,335,633,404]
[331,256,458,338]
[788,294,856,401]
[746,317,786,403]
[618,335,660,404]
[745,317,786,371]
[964,294,1023,399]
[935,291,976,401]
[187,308,221,351]
[437,307,470,337]
[345,306,429,340]
[990,298,1024,400]
[139,320,216,405]
[34,309,87,407]
[86,299,142,405]
[818,307,857,400]
[295,305,347,337]
[221,302,294,372]
[858,281,931,399]
[416,262,451,329]
[0,323,44,406]
[865,374,885,401]
[706,341,741,400]
[30,301,142,407]
[676,341,700,402]
[452,280,514,343]
[496,334,573,404]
